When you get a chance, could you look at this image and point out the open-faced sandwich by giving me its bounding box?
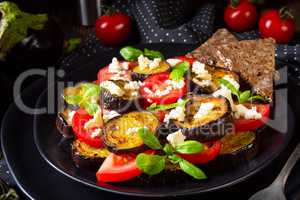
[56,29,275,183]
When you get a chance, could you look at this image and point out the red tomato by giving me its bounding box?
[96,150,155,182]
[97,65,132,83]
[140,72,187,105]
[234,104,270,132]
[179,141,222,164]
[174,56,195,65]
[224,0,258,32]
[95,12,131,46]
[259,9,295,44]
[72,108,103,148]
[153,110,167,122]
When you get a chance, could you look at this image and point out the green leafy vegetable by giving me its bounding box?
[170,61,190,81]
[175,141,204,154]
[0,1,48,61]
[120,46,143,61]
[138,128,162,150]
[179,159,207,180]
[168,154,182,164]
[64,83,101,115]
[65,38,81,53]
[136,153,165,176]
[144,48,164,60]
[163,144,174,155]
[219,78,265,104]
[147,99,190,111]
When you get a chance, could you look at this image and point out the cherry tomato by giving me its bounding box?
[97,64,132,83]
[95,12,131,46]
[72,108,103,148]
[224,0,258,32]
[96,150,155,182]
[234,104,270,132]
[259,9,295,44]
[140,72,187,105]
[179,141,222,164]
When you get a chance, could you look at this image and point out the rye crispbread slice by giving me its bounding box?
[188,29,276,99]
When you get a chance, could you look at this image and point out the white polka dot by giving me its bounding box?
[159,39,163,42]
[166,33,169,36]
[154,33,158,37]
[178,33,182,36]
[171,39,175,42]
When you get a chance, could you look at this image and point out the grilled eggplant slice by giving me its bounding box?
[211,131,259,168]
[192,65,239,94]
[170,96,233,142]
[104,111,160,153]
[71,140,110,171]
[100,80,139,113]
[56,109,74,138]
[131,61,170,81]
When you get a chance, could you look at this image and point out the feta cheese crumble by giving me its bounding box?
[90,128,102,138]
[84,109,103,130]
[124,81,142,90]
[167,130,186,148]
[68,110,76,123]
[100,81,125,97]
[192,61,212,86]
[108,57,129,73]
[138,55,161,70]
[234,104,262,120]
[166,58,182,67]
[103,110,120,123]
[194,102,215,119]
[164,99,186,123]
[164,79,185,89]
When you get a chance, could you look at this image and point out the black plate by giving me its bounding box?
[32,44,295,197]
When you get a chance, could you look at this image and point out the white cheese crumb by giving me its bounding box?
[167,130,186,148]
[125,127,147,135]
[166,58,182,67]
[90,128,102,138]
[108,57,122,73]
[103,110,120,123]
[192,61,207,75]
[143,87,153,95]
[164,104,185,123]
[164,79,185,89]
[100,81,125,97]
[138,55,161,70]
[234,105,262,120]
[68,110,76,123]
[192,61,212,84]
[84,109,103,130]
[194,102,215,119]
[124,81,142,90]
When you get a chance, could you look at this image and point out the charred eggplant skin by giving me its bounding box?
[71,140,109,171]
[104,111,160,153]
[131,72,148,82]
[169,96,233,142]
[56,113,74,139]
[100,88,135,113]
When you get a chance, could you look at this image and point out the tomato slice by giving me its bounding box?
[179,141,222,164]
[140,72,187,105]
[72,108,103,148]
[153,110,167,122]
[174,55,195,65]
[97,63,133,83]
[96,150,155,183]
[234,104,270,132]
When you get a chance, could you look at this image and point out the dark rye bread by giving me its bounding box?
[188,29,276,99]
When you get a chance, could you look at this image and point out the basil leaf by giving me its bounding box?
[247,95,265,102]
[120,46,143,61]
[175,141,204,154]
[136,153,165,176]
[138,128,162,150]
[169,61,189,81]
[168,154,182,164]
[64,95,82,105]
[144,48,164,60]
[81,83,100,99]
[82,102,99,115]
[239,90,251,104]
[146,99,190,111]
[163,144,174,155]
[179,159,207,180]
[219,78,239,96]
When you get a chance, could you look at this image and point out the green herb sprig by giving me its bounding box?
[120,46,164,61]
[136,128,207,179]
[169,61,190,82]
[219,78,265,104]
[63,83,101,115]
[146,99,190,112]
